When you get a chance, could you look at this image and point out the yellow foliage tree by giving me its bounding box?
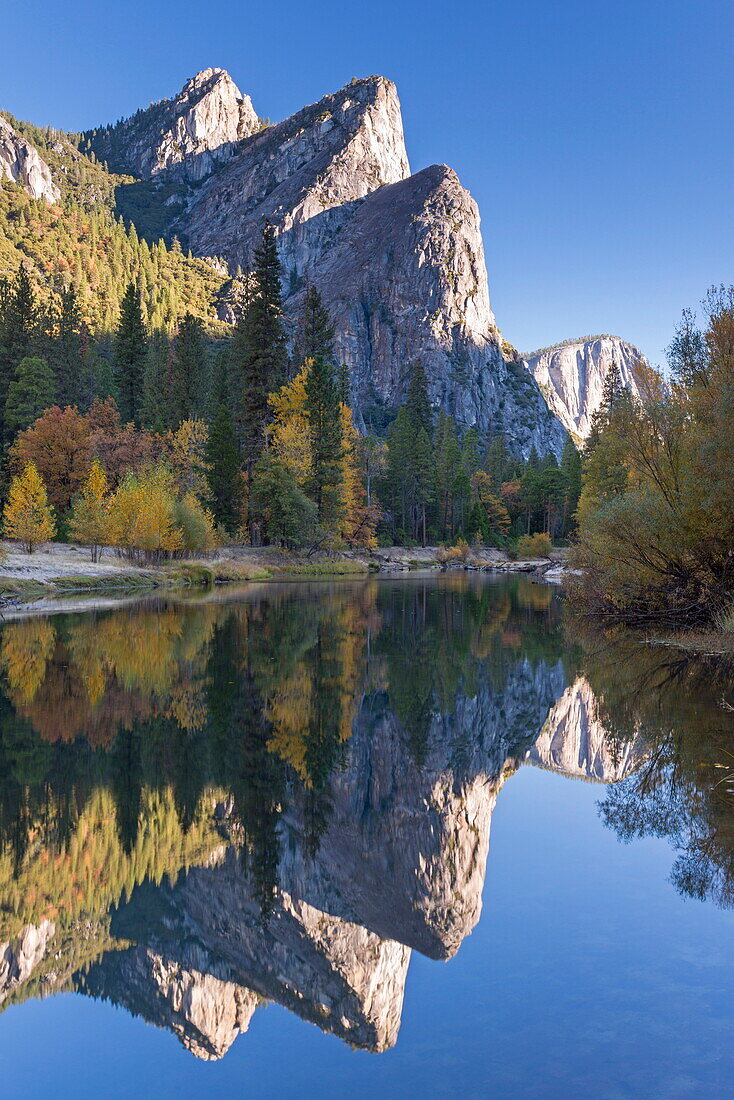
[340,403,377,547]
[68,460,111,562]
[269,364,313,486]
[107,465,183,562]
[269,364,376,546]
[167,419,211,499]
[3,462,56,552]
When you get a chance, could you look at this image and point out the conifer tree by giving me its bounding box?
[3,463,56,552]
[434,413,461,539]
[384,407,433,544]
[485,434,512,490]
[53,288,84,407]
[114,282,147,425]
[171,312,206,423]
[233,223,288,470]
[140,332,171,431]
[206,403,240,533]
[305,354,344,533]
[405,360,433,437]
[0,268,37,442]
[5,357,56,440]
[296,284,335,366]
[560,438,583,535]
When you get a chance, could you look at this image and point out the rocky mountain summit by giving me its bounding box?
[0,115,59,203]
[82,69,567,455]
[3,69,650,455]
[523,335,646,440]
[84,68,261,181]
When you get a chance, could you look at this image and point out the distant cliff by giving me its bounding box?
[523,335,646,440]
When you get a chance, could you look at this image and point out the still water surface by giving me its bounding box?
[0,575,732,1098]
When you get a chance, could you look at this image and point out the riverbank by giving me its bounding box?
[0,543,567,607]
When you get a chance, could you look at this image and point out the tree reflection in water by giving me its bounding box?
[0,576,728,1058]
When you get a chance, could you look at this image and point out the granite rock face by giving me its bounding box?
[524,335,646,440]
[176,76,565,453]
[85,68,260,182]
[301,164,566,449]
[0,116,60,203]
[89,70,565,455]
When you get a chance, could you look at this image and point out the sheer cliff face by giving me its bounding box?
[0,117,59,203]
[181,76,411,273]
[303,164,565,451]
[523,336,645,440]
[176,75,565,453]
[85,68,260,181]
[83,69,563,455]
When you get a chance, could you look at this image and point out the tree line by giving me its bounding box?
[0,216,586,555]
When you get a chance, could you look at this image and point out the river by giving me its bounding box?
[0,574,732,1097]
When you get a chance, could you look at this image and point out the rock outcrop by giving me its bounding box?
[523,335,645,440]
[0,116,60,203]
[85,68,260,181]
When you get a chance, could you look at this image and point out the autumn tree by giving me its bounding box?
[107,465,183,562]
[9,405,92,513]
[572,286,734,623]
[68,460,111,561]
[3,463,56,552]
[469,470,511,544]
[166,419,211,499]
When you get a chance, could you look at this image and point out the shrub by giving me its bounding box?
[173,493,218,555]
[517,532,552,559]
[437,538,472,564]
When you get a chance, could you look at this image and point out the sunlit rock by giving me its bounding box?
[0,117,60,202]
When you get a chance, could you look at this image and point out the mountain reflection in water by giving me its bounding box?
[0,575,730,1062]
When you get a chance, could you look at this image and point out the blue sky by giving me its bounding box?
[3,0,731,362]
